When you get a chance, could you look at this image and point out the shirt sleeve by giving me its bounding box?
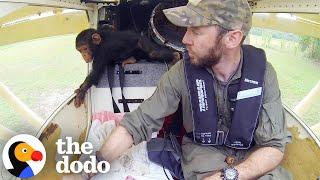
[254,62,292,152]
[119,61,183,145]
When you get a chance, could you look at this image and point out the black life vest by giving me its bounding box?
[184,45,266,149]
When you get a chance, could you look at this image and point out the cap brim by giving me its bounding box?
[163,5,216,27]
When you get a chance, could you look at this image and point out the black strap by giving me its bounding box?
[107,66,121,113]
[185,132,224,145]
[118,65,130,112]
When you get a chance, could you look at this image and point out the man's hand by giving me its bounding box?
[99,125,134,162]
[74,88,86,108]
[235,147,283,179]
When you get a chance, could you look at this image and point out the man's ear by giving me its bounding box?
[224,30,243,49]
[92,33,101,45]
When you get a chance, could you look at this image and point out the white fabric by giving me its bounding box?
[79,120,173,180]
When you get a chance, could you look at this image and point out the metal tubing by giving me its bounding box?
[0,81,44,129]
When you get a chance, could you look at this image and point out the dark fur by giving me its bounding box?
[75,28,177,103]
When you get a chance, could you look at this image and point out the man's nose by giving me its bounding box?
[182,29,193,46]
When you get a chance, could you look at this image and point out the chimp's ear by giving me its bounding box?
[92,33,101,45]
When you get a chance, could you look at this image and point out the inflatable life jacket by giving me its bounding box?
[184,45,266,149]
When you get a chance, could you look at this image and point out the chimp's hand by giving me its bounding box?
[74,88,86,108]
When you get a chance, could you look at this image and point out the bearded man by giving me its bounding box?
[96,0,292,179]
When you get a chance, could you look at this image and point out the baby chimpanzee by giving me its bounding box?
[74,28,180,107]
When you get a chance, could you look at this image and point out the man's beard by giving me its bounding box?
[190,37,223,67]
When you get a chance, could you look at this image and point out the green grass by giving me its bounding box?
[250,35,320,126]
[0,34,87,134]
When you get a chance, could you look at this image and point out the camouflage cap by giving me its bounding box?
[163,0,252,36]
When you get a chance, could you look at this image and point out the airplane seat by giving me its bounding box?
[91,60,169,115]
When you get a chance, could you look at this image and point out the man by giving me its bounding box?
[98,0,292,179]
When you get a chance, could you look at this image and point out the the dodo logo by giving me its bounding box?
[2,134,46,178]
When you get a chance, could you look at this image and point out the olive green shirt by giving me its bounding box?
[120,49,292,179]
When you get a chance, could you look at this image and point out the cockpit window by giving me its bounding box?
[0,6,88,135]
[249,13,320,136]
